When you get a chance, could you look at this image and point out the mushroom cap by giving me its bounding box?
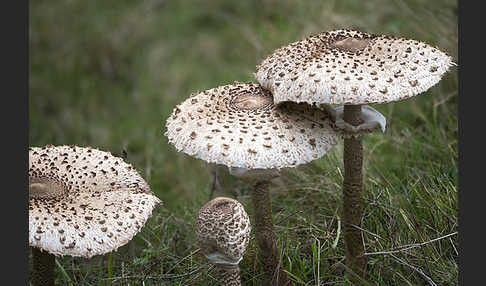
[29,145,162,258]
[164,82,342,170]
[195,197,251,265]
[255,29,454,105]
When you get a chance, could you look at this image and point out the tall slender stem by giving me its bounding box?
[31,247,55,286]
[342,104,367,279]
[214,264,242,286]
[251,181,291,286]
[107,252,113,286]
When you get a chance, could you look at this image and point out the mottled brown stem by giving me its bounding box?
[31,247,55,286]
[214,264,242,286]
[251,181,292,286]
[343,104,367,280]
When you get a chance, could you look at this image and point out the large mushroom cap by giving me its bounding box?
[29,145,162,258]
[195,197,251,265]
[255,29,454,105]
[165,82,342,169]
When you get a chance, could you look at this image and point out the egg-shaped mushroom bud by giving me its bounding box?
[255,28,454,278]
[165,82,342,285]
[195,197,251,286]
[29,145,162,286]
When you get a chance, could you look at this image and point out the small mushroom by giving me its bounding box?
[29,145,162,286]
[254,28,454,277]
[165,82,343,284]
[195,197,250,286]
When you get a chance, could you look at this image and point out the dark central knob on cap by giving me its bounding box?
[29,176,66,200]
[232,94,273,111]
[330,37,370,53]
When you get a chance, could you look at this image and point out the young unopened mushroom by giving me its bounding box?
[255,29,454,277]
[165,82,342,285]
[29,145,162,286]
[195,197,251,285]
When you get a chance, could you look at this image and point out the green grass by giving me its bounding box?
[29,0,458,285]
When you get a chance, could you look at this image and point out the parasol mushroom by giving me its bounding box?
[254,28,454,277]
[29,145,161,286]
[165,81,342,285]
[195,197,251,286]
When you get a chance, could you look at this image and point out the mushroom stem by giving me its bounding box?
[342,104,367,279]
[31,247,55,286]
[213,264,242,286]
[251,181,291,286]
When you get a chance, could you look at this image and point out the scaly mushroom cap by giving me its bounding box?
[195,197,251,265]
[164,82,342,169]
[255,29,454,105]
[29,145,162,258]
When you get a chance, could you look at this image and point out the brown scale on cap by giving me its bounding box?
[195,197,251,264]
[255,29,454,105]
[29,145,162,258]
[165,82,343,169]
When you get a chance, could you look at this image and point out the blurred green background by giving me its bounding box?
[29,0,458,285]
